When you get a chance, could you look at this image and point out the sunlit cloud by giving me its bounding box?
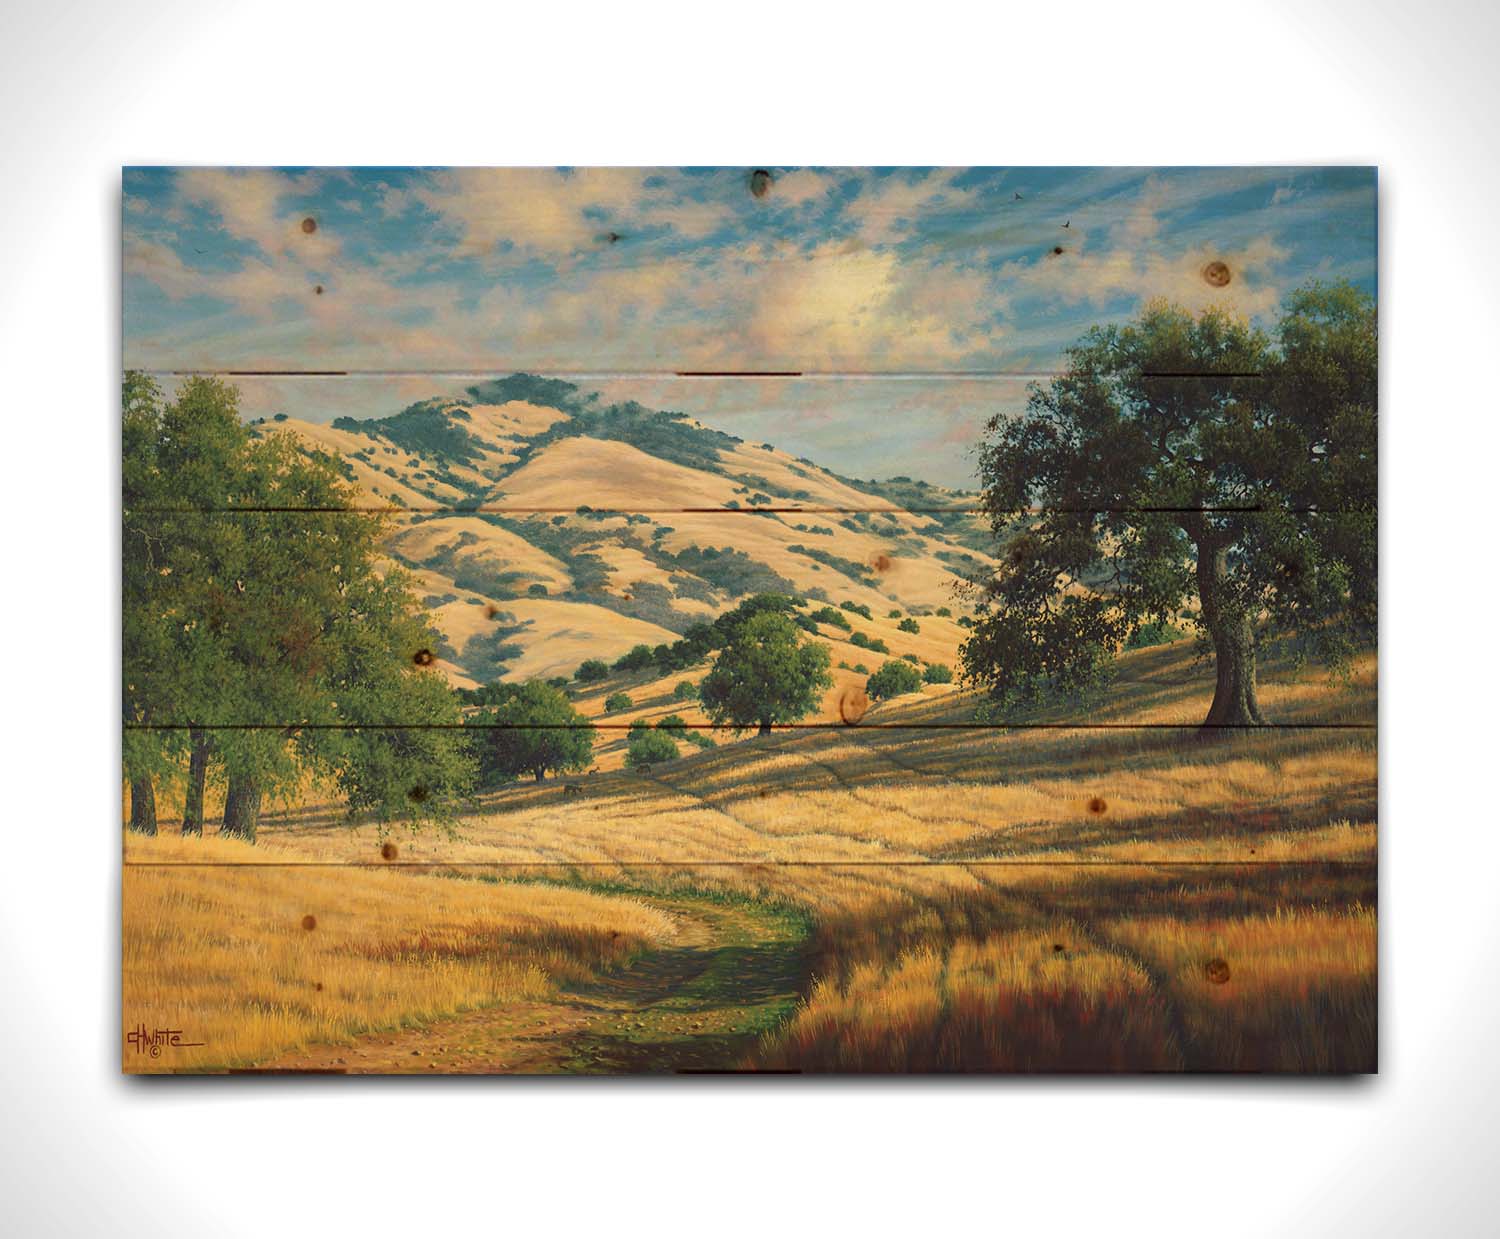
[121,165,1376,480]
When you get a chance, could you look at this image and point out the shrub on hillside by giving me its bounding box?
[673,680,699,701]
[656,714,688,735]
[614,643,657,672]
[626,728,679,769]
[604,691,633,713]
[866,659,924,701]
[898,617,920,634]
[576,659,609,683]
[922,662,954,684]
[527,583,548,597]
[809,606,852,631]
[840,600,873,620]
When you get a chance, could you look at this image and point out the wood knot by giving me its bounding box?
[381,841,398,861]
[1050,245,1065,256]
[301,217,318,235]
[869,553,892,573]
[1204,957,1231,985]
[1202,260,1231,287]
[412,648,435,667]
[1087,796,1108,815]
[484,603,502,619]
[313,284,324,295]
[749,169,773,199]
[838,684,869,725]
[301,914,317,931]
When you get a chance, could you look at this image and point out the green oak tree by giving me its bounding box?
[961,282,1376,728]
[866,659,923,701]
[123,373,475,840]
[470,681,594,784]
[626,727,679,770]
[699,612,832,736]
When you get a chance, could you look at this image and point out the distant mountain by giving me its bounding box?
[256,375,995,687]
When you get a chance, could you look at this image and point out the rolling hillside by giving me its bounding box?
[255,374,996,692]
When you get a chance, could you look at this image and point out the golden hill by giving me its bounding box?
[258,375,996,688]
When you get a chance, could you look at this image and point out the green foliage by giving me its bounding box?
[699,612,833,735]
[849,630,889,654]
[1124,619,1185,650]
[665,545,800,597]
[656,714,688,734]
[866,659,924,700]
[840,600,873,620]
[962,282,1377,724]
[898,617,920,633]
[575,659,610,683]
[123,374,475,835]
[809,606,852,631]
[935,606,952,617]
[626,727,680,769]
[922,662,954,684]
[613,644,656,672]
[888,609,903,619]
[787,543,877,584]
[672,679,699,701]
[685,731,717,749]
[470,681,593,785]
[604,691,633,713]
[333,398,482,466]
[901,653,921,664]
[527,583,548,597]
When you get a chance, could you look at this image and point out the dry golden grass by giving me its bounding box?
[1107,906,1376,1071]
[136,639,1377,1072]
[760,928,1183,1072]
[123,833,676,1072]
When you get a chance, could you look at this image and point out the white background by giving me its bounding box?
[2,1,1496,1234]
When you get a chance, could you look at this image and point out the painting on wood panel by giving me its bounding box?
[122,168,1377,1073]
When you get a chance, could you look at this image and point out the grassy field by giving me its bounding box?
[124,637,1376,1072]
[122,834,676,1072]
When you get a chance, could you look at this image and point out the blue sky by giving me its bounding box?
[123,166,1376,487]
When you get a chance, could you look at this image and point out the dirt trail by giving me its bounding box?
[264,890,810,1075]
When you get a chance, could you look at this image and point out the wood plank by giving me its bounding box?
[123,704,1376,865]
[123,166,1377,374]
[132,371,1302,514]
[122,857,1375,1074]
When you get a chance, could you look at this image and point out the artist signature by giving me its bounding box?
[126,1024,204,1058]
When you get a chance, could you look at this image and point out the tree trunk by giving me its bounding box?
[182,729,208,836]
[1196,541,1267,729]
[757,719,772,736]
[534,767,546,783]
[128,777,157,835]
[221,776,262,842]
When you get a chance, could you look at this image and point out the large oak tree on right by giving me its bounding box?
[962,281,1375,728]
